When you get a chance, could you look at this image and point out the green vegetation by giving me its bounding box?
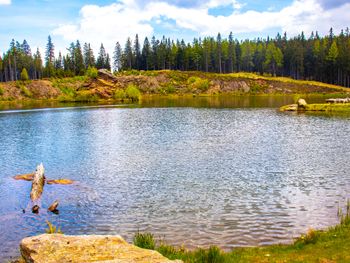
[133,232,156,250]
[281,101,350,112]
[133,202,350,262]
[16,82,32,98]
[113,89,127,101]
[125,84,141,101]
[20,68,29,81]
[85,66,98,79]
[304,103,350,112]
[45,220,62,234]
[75,90,99,102]
[187,77,210,92]
[0,84,4,96]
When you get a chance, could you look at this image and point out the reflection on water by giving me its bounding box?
[0,97,350,261]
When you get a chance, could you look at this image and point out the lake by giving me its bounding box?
[0,95,350,261]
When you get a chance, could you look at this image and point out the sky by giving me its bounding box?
[1,0,350,56]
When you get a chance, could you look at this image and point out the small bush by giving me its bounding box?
[18,83,32,98]
[45,220,62,234]
[187,76,198,84]
[165,84,176,94]
[85,66,98,79]
[133,232,155,250]
[126,84,141,101]
[60,86,76,97]
[113,89,126,100]
[187,77,210,92]
[20,68,29,81]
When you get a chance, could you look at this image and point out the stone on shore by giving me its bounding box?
[297,98,307,108]
[20,234,182,263]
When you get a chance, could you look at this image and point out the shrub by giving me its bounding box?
[85,66,98,79]
[20,68,29,81]
[0,84,4,96]
[187,77,210,92]
[113,89,126,100]
[17,82,32,98]
[133,232,155,250]
[59,86,76,97]
[126,84,141,101]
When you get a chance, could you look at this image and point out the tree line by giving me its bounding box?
[1,28,350,87]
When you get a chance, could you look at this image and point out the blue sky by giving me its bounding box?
[1,0,350,55]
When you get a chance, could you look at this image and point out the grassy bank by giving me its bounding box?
[133,203,350,262]
[0,71,349,104]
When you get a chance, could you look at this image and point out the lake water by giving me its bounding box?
[0,96,350,261]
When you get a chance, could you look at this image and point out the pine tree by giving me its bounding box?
[96,44,107,69]
[74,40,85,75]
[113,42,122,72]
[134,34,141,69]
[20,68,29,81]
[45,35,55,77]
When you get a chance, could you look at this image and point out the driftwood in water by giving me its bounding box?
[13,173,34,181]
[48,200,59,213]
[13,173,74,185]
[30,164,45,201]
[47,179,74,185]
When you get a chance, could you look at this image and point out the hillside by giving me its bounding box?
[0,70,349,103]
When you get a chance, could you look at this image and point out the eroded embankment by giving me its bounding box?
[0,70,349,103]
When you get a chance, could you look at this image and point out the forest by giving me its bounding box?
[1,28,350,87]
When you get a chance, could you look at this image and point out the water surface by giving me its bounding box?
[0,96,349,261]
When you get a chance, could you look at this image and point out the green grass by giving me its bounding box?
[304,103,350,112]
[133,232,156,250]
[74,90,99,102]
[133,203,350,262]
[45,220,63,234]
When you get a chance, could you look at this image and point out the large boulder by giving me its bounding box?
[297,98,307,108]
[98,69,118,82]
[20,234,182,263]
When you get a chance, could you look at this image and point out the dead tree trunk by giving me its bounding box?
[30,163,45,201]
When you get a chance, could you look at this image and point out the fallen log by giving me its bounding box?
[30,164,45,201]
[13,173,34,181]
[48,200,59,212]
[47,179,74,185]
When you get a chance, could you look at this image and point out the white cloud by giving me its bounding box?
[0,0,11,5]
[52,0,350,54]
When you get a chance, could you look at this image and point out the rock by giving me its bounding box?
[20,234,182,263]
[32,205,39,214]
[98,69,118,82]
[297,98,307,108]
[48,200,59,213]
[240,81,250,93]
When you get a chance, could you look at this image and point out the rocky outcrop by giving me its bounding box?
[98,69,118,82]
[20,234,182,263]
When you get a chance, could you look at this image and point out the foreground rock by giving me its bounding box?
[20,234,182,263]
